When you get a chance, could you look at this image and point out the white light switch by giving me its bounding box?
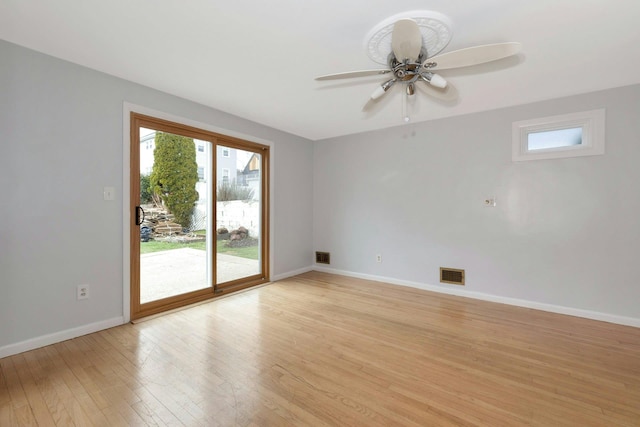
[103,186,115,201]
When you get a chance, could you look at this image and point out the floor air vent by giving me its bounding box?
[440,267,465,285]
[315,251,330,264]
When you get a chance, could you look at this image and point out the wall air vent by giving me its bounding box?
[315,251,330,265]
[440,267,465,285]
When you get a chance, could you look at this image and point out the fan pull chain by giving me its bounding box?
[402,89,410,123]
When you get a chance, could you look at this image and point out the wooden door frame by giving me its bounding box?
[127,110,270,321]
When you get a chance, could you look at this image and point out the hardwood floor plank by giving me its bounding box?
[1,271,640,426]
[1,357,29,410]
[22,348,79,426]
[43,345,110,426]
[9,353,57,426]
[0,359,10,407]
[3,402,37,427]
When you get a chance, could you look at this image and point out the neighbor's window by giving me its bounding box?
[222,148,230,157]
[512,109,605,161]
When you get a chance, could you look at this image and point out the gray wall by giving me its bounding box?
[314,84,640,321]
[0,40,314,351]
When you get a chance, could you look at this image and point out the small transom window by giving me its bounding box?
[512,109,605,161]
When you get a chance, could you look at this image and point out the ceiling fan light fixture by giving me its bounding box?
[371,78,396,100]
[365,10,453,65]
[424,72,448,88]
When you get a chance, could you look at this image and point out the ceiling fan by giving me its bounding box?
[315,15,521,117]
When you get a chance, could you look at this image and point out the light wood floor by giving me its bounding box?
[2,271,640,426]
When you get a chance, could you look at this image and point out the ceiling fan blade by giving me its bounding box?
[392,19,422,62]
[423,42,522,70]
[315,70,391,81]
[416,80,459,102]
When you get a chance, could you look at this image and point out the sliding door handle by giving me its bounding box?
[135,206,146,226]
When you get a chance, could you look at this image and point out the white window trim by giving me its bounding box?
[512,109,605,161]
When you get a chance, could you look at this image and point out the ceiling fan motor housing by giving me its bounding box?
[365,10,453,65]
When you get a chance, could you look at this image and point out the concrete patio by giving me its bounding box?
[140,248,260,303]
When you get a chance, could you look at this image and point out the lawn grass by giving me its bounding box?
[140,238,258,260]
[216,240,259,259]
[140,240,206,253]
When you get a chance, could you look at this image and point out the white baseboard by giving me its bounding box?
[312,265,640,328]
[4,265,636,359]
[271,265,314,282]
[1,265,314,359]
[0,316,125,359]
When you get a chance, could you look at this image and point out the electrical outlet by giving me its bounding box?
[484,197,497,207]
[376,254,382,263]
[77,285,89,300]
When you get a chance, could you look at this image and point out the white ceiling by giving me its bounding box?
[2,1,639,141]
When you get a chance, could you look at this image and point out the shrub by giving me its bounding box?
[216,180,255,201]
[149,132,199,229]
[140,173,153,204]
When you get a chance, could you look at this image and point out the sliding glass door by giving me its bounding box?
[215,145,263,287]
[130,113,269,320]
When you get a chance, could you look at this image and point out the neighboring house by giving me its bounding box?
[139,131,156,175]
[214,145,238,187]
[238,153,261,200]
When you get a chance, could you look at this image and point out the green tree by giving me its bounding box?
[140,173,153,204]
[149,132,199,229]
